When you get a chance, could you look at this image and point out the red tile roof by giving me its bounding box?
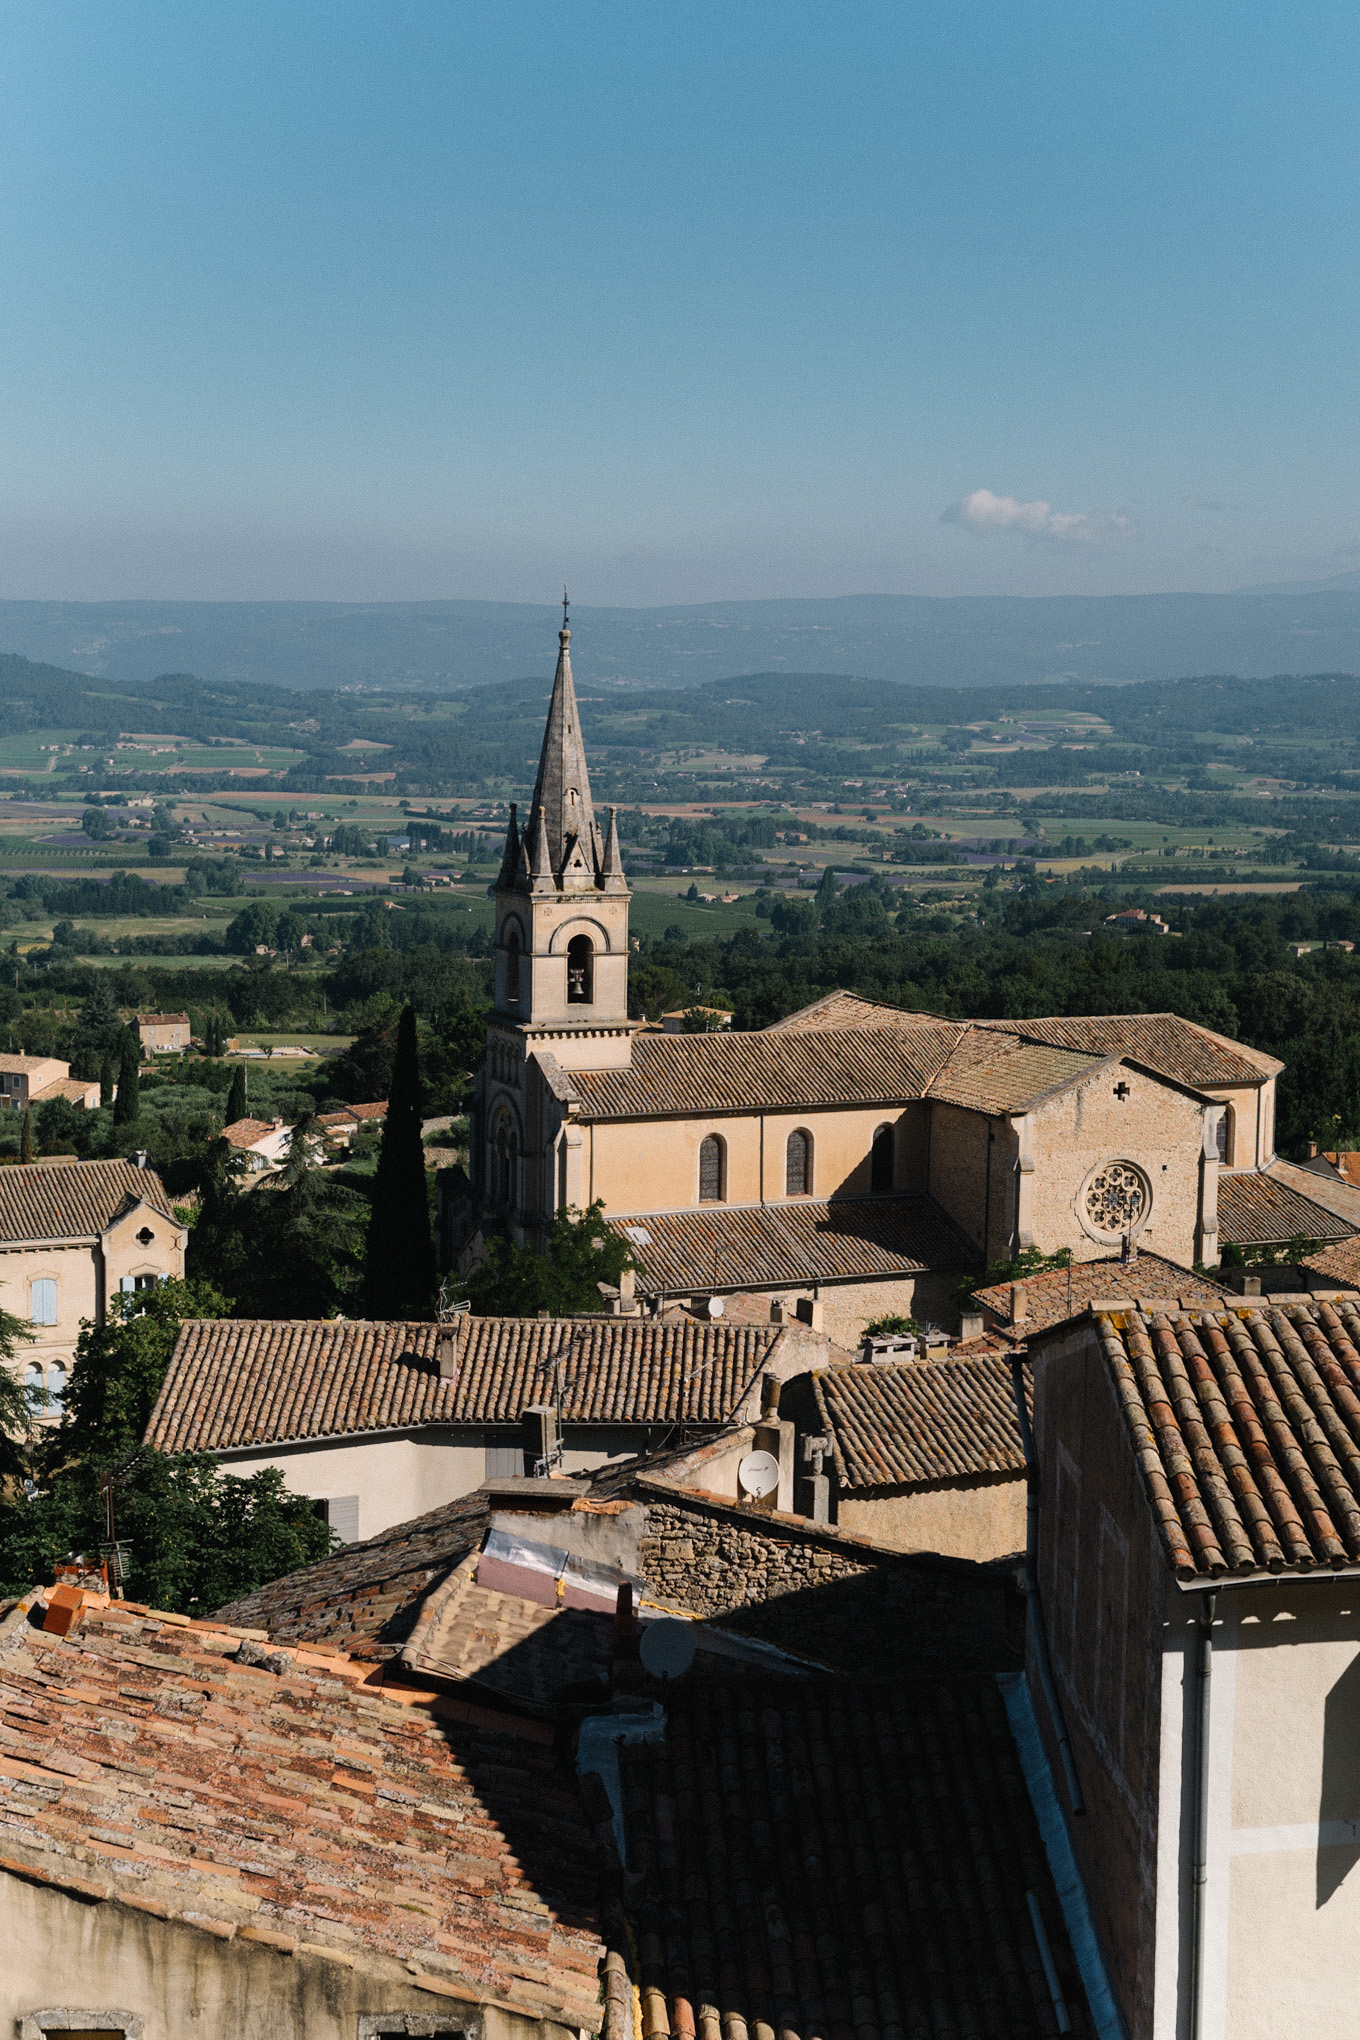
[222,1116,283,1150]
[0,1594,604,2020]
[606,1196,979,1294]
[980,1012,1280,1088]
[609,1676,1096,2040]
[0,1156,174,1245]
[1217,1170,1354,1246]
[925,1030,1103,1114]
[1304,1236,1360,1288]
[1084,1298,1360,1580]
[765,990,949,1033]
[146,1315,784,1454]
[973,1252,1231,1333]
[570,1024,960,1120]
[812,1357,1027,1489]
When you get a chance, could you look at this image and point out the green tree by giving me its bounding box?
[462,1202,634,1316]
[56,1276,232,1465]
[226,1062,247,1123]
[0,1307,37,1483]
[0,1454,333,1611]
[189,1130,365,1317]
[362,1004,435,1318]
[81,805,112,841]
[113,1023,141,1125]
[99,1051,115,1107]
[19,1107,34,1162]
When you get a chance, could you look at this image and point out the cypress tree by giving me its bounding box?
[226,1063,247,1124]
[20,1108,34,1163]
[362,1005,436,1319]
[99,1052,114,1108]
[113,1025,141,1126]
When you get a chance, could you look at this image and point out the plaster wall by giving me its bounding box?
[837,1471,1026,1562]
[585,1103,913,1214]
[1201,1083,1268,1171]
[0,1873,567,2040]
[1025,1068,1206,1267]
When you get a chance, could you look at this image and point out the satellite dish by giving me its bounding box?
[706,1296,725,1318]
[624,1225,652,1247]
[640,1618,697,1682]
[738,1449,780,1499]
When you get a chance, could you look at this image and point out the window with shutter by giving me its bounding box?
[30,1279,57,1326]
[699,1134,724,1202]
[785,1129,811,1196]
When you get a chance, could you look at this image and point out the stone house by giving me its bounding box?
[0,1053,99,1113]
[0,1159,185,1414]
[135,1011,191,1054]
[145,1312,832,1544]
[1024,1292,1360,2038]
[452,615,1345,1349]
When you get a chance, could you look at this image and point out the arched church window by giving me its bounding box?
[567,934,593,1005]
[1215,1106,1234,1166]
[870,1123,894,1194]
[699,1134,725,1203]
[506,930,521,1005]
[492,1115,517,1208]
[786,1128,812,1197]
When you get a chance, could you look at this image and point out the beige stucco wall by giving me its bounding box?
[1023,1066,1207,1267]
[838,1472,1026,1561]
[0,1872,576,2040]
[0,1197,185,1404]
[1170,1580,1360,2040]
[585,1102,913,1213]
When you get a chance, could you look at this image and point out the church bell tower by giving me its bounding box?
[490,596,634,1073]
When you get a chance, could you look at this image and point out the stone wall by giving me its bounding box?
[634,1482,1022,1681]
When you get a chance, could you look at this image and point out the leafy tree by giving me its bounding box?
[275,910,305,954]
[362,1006,436,1318]
[113,1023,141,1125]
[462,1202,634,1316]
[225,900,278,954]
[56,1276,232,1465]
[82,805,112,841]
[189,1132,365,1317]
[0,1454,332,1611]
[0,1307,37,1483]
[226,1062,247,1123]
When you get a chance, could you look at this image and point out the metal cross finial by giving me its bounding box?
[562,585,570,630]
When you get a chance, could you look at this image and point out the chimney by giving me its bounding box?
[435,1306,468,1380]
[958,1311,984,1343]
[521,1402,559,1477]
[1242,1275,1262,1297]
[1307,1141,1319,1159]
[1009,1282,1028,1324]
[131,1149,148,1170]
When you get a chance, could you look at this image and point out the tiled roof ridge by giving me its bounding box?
[1090,1297,1360,1580]
[811,1354,1027,1490]
[978,1010,1282,1083]
[0,1156,175,1244]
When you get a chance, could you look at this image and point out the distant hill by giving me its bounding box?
[3,588,1360,692]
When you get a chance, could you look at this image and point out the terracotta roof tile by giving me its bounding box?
[607,1196,979,1294]
[611,1676,1096,2040]
[925,1030,1104,1113]
[979,1011,1280,1087]
[0,1157,174,1244]
[571,1024,960,1120]
[1082,1298,1360,1579]
[221,1116,282,1149]
[0,1596,604,2018]
[1304,1236,1360,1288]
[973,1252,1231,1332]
[147,1315,783,1454]
[1217,1172,1355,1246]
[813,1357,1027,1489]
[765,990,952,1033]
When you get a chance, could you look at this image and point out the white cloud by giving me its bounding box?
[941,488,1133,544]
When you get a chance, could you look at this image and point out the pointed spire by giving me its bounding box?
[600,806,628,893]
[528,603,599,884]
[527,804,555,893]
[495,802,520,891]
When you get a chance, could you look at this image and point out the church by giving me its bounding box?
[454,617,1355,1345]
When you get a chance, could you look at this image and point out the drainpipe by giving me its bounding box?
[1010,1356,1085,1815]
[1189,1587,1218,2040]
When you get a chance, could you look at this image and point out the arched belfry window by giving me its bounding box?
[1215,1105,1234,1166]
[567,933,594,1005]
[492,1114,518,1208]
[785,1128,812,1197]
[506,929,521,1005]
[870,1123,894,1194]
[699,1134,726,1203]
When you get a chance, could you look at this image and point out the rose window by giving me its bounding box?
[1084,1161,1149,1236]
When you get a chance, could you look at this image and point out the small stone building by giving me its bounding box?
[0,1053,99,1113]
[136,1011,191,1053]
[0,1159,185,1414]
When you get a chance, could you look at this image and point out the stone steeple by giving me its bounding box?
[523,598,603,887]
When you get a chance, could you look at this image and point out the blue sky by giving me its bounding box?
[1,1,1357,603]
